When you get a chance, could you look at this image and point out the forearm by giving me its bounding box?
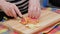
[29,0,40,2]
[29,0,41,8]
[29,0,40,7]
[29,0,40,5]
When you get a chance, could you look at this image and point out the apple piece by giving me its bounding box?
[21,17,29,25]
[21,17,39,25]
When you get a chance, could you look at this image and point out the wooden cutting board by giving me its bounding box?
[2,10,60,34]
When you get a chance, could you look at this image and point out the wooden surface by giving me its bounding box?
[2,10,60,34]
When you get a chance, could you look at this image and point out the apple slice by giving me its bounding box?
[21,17,29,25]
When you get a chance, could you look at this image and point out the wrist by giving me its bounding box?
[0,0,7,9]
[29,0,40,6]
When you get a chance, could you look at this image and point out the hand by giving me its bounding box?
[28,0,41,19]
[0,1,22,18]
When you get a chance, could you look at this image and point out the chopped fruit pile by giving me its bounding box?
[21,17,39,25]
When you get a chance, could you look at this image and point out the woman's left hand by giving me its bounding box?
[28,0,41,19]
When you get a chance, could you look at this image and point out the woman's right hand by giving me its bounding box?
[0,0,22,18]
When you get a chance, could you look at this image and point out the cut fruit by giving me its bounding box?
[21,17,28,25]
[21,17,39,25]
[28,18,39,24]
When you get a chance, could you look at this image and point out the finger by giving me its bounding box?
[3,7,11,16]
[11,8,17,18]
[30,6,35,18]
[7,3,16,17]
[28,9,31,18]
[28,8,32,18]
[31,6,37,19]
[31,11,35,19]
[13,5,23,17]
[5,4,13,17]
[6,7,13,17]
[32,7,37,19]
[4,10,10,16]
[35,8,40,19]
[37,8,41,18]
[8,11,13,17]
